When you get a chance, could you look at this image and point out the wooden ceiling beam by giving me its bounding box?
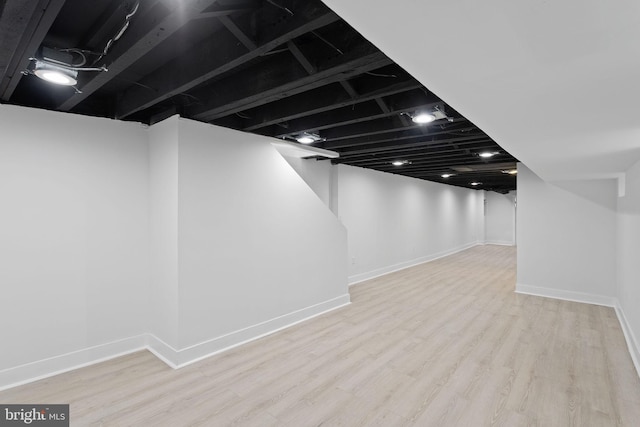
[81,0,138,50]
[323,122,477,149]
[315,117,468,142]
[242,79,421,131]
[218,15,256,50]
[191,47,392,121]
[57,0,220,111]
[336,147,505,167]
[339,80,358,98]
[116,2,339,119]
[334,137,495,159]
[274,101,443,138]
[287,40,316,74]
[0,0,66,101]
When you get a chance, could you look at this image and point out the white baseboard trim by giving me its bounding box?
[0,294,351,390]
[148,293,351,368]
[348,241,480,286]
[515,283,616,307]
[0,335,147,392]
[613,300,640,378]
[485,240,515,246]
[515,284,639,379]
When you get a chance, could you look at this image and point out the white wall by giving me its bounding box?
[280,155,334,211]
[173,119,349,361]
[485,191,516,245]
[516,164,617,303]
[337,165,484,283]
[148,117,180,349]
[0,107,350,388]
[0,105,149,385]
[617,159,640,367]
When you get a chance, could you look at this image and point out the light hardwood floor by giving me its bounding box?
[2,245,639,426]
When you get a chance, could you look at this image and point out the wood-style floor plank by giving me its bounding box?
[1,245,639,426]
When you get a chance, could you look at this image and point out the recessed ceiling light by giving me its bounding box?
[412,113,436,124]
[441,173,453,178]
[470,182,481,186]
[392,160,409,166]
[296,133,322,144]
[33,62,78,86]
[478,151,497,158]
[296,136,315,144]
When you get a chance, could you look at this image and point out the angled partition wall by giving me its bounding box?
[0,105,349,388]
[148,117,350,365]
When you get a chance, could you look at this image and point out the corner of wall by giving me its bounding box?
[613,300,640,377]
[515,283,617,307]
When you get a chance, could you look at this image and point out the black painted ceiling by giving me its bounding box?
[0,0,518,193]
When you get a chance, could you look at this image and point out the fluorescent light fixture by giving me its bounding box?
[271,140,339,159]
[478,151,497,158]
[412,113,436,124]
[441,173,453,178]
[392,160,409,166]
[33,61,77,86]
[470,182,481,186]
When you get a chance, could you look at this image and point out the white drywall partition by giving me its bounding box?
[0,105,149,387]
[279,155,334,211]
[617,159,640,369]
[148,116,180,350]
[170,119,349,363]
[337,165,483,284]
[485,191,516,245]
[0,107,349,388]
[516,164,617,304]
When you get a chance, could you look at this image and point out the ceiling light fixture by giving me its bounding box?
[33,61,78,86]
[502,169,518,175]
[297,136,315,144]
[478,151,498,158]
[392,160,410,166]
[441,173,454,178]
[470,182,482,186]
[296,132,322,144]
[411,113,436,124]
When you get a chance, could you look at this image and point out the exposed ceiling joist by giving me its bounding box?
[319,117,467,142]
[243,79,421,131]
[287,40,316,74]
[330,126,481,151]
[337,147,504,166]
[276,101,445,138]
[192,49,392,121]
[218,15,256,50]
[116,3,339,119]
[0,0,66,100]
[331,136,494,161]
[323,121,474,149]
[3,0,519,192]
[339,80,358,98]
[57,0,219,111]
[335,137,494,159]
